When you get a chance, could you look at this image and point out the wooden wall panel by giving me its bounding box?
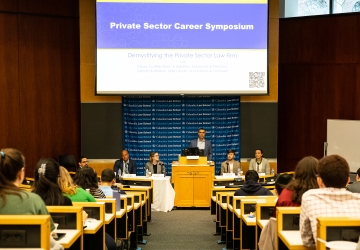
[0,0,80,177]
[17,0,78,17]
[0,1,18,11]
[279,15,359,64]
[18,14,80,176]
[0,13,21,149]
[278,14,360,173]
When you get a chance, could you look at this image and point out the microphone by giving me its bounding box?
[226,161,229,173]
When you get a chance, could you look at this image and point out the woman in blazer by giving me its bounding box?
[145,152,166,176]
[249,149,270,175]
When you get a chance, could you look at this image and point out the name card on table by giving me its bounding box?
[123,174,136,177]
[186,155,199,160]
[223,173,236,177]
[152,174,165,178]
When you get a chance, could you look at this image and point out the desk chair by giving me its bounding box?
[58,154,78,173]
[0,215,50,249]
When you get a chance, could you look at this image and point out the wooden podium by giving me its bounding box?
[172,156,214,207]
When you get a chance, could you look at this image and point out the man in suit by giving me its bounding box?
[220,149,241,175]
[113,150,137,175]
[189,128,213,161]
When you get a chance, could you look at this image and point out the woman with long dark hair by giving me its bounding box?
[274,156,319,213]
[0,148,63,250]
[74,167,106,198]
[32,158,72,206]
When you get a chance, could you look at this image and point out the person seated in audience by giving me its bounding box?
[346,167,360,193]
[249,149,270,175]
[58,166,96,202]
[32,158,72,206]
[0,148,64,250]
[274,156,318,216]
[274,173,293,196]
[300,154,360,247]
[220,149,241,175]
[234,170,273,196]
[60,168,115,250]
[78,156,88,169]
[99,168,116,197]
[74,167,106,198]
[145,152,166,176]
[113,149,137,175]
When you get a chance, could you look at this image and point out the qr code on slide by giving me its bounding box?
[249,72,265,88]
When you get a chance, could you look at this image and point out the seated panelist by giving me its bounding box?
[113,149,137,175]
[249,149,270,175]
[220,149,241,175]
[145,152,166,176]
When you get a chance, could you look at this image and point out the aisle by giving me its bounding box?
[142,209,219,250]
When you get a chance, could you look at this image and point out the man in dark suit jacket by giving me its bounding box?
[189,128,213,161]
[113,150,137,175]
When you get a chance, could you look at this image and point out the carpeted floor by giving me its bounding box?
[142,208,220,250]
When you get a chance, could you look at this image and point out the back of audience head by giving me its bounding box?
[75,166,98,189]
[275,174,293,196]
[245,170,259,182]
[287,156,319,204]
[318,154,349,188]
[0,148,25,197]
[33,158,66,205]
[356,167,360,181]
[101,168,115,185]
[58,166,77,196]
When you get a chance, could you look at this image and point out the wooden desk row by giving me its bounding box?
[212,189,360,250]
[4,187,150,250]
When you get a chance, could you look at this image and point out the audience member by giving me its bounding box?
[346,167,360,193]
[33,158,72,206]
[78,156,88,169]
[274,156,318,216]
[145,152,166,176]
[58,166,96,202]
[113,150,137,175]
[234,170,273,196]
[300,155,360,247]
[220,149,241,175]
[249,149,270,175]
[0,148,63,250]
[100,168,116,196]
[274,174,293,196]
[75,167,106,198]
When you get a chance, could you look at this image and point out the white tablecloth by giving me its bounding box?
[152,176,175,212]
